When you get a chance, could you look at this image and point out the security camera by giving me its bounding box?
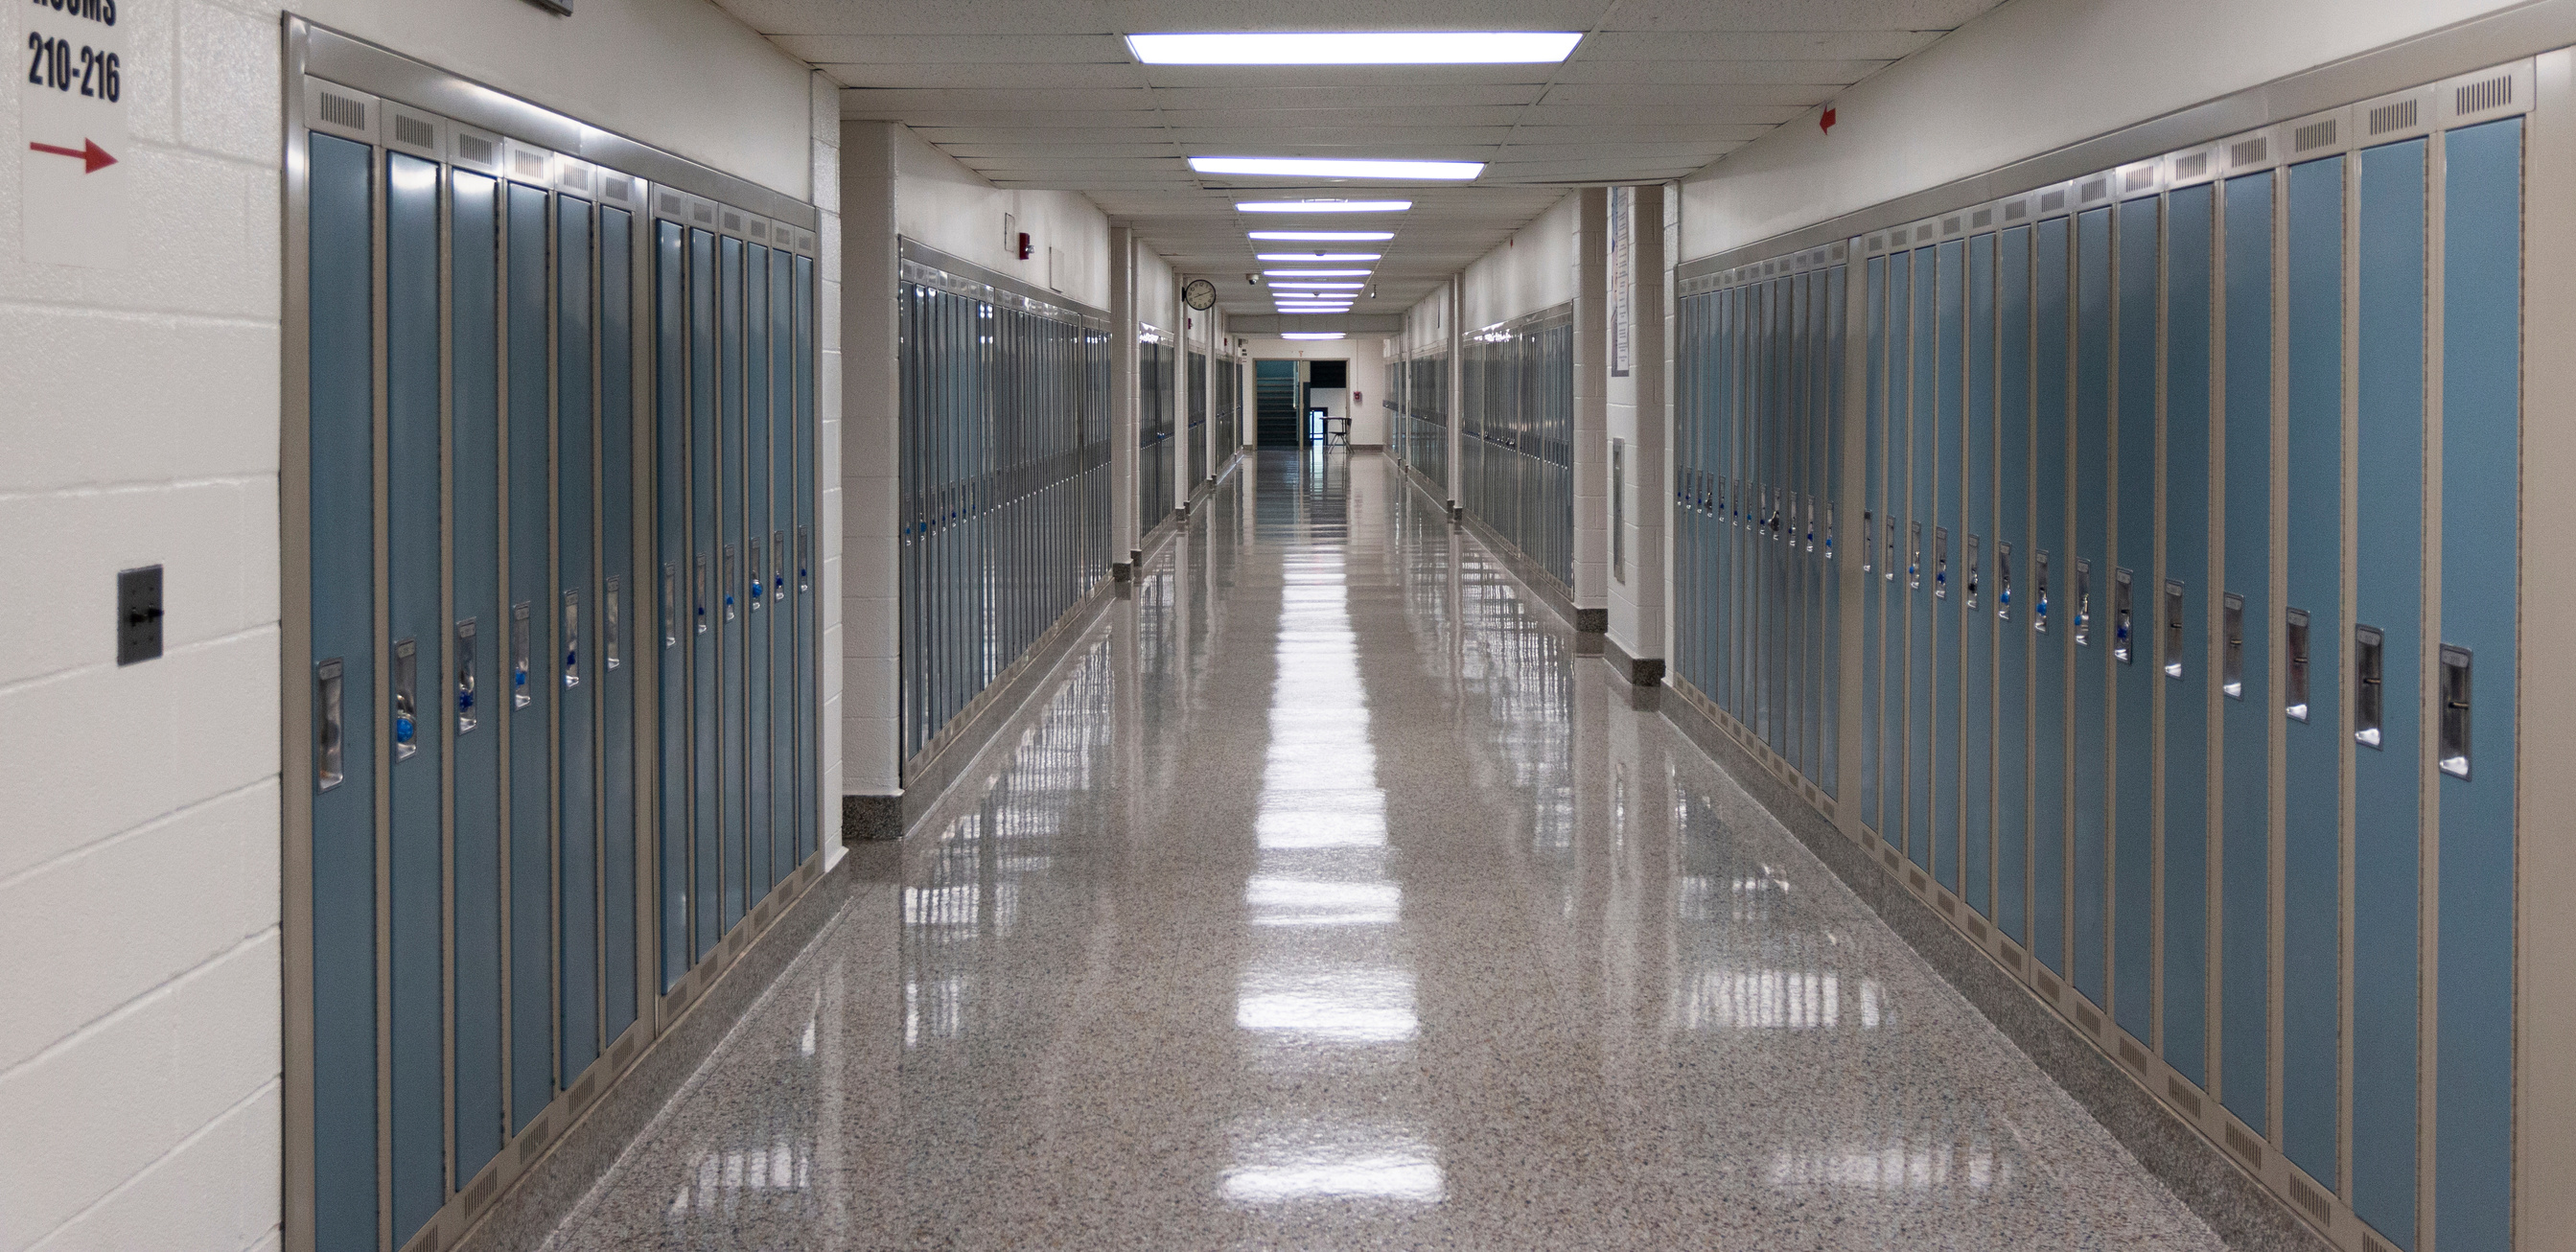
[1246,272,1263,286]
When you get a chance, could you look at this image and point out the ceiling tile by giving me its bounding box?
[1574,30,1943,60]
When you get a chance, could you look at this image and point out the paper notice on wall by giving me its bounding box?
[1610,185,1633,378]
[20,0,131,268]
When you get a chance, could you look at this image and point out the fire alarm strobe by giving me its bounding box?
[1183,278,1218,311]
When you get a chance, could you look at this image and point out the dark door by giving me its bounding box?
[1255,359,1300,447]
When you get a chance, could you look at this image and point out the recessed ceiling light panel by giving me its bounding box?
[1235,200,1413,214]
[1130,32,1582,65]
[1255,253,1381,262]
[1198,157,1479,180]
[1265,269,1373,278]
[1249,231,1395,242]
[1280,332,1347,340]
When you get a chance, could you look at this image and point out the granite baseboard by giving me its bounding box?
[1600,636,1664,689]
[1655,684,2333,1252]
[452,850,855,1252]
[840,794,901,843]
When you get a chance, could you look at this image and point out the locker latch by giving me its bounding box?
[1804,498,1817,554]
[1964,533,1980,610]
[511,602,533,708]
[2439,643,2472,779]
[2353,623,2385,749]
[562,591,582,688]
[454,618,479,734]
[798,526,811,594]
[1822,502,1835,560]
[774,531,788,601]
[1996,542,2013,622]
[748,542,765,613]
[1909,522,1922,591]
[1886,519,1898,582]
[1934,527,1949,600]
[1862,509,1874,572]
[604,577,622,671]
[2073,560,2091,646]
[694,556,710,635]
[2221,592,2245,699]
[2112,568,2135,664]
[392,638,419,761]
[2284,608,2311,722]
[313,659,344,793]
[2033,550,2049,634]
[2161,579,2185,680]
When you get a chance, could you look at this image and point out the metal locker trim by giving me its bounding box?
[2221,126,2280,174]
[451,126,502,174]
[2286,106,2352,159]
[555,156,593,197]
[2439,58,2534,124]
[304,78,380,143]
[2119,158,2163,198]
[502,140,552,188]
[2355,83,2437,145]
[2168,145,2219,189]
[382,104,442,159]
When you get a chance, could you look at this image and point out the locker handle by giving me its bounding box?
[773,531,787,599]
[1934,526,1950,600]
[454,619,479,734]
[2285,608,2312,722]
[1996,542,2013,622]
[748,542,765,612]
[1886,520,1898,582]
[694,556,710,635]
[2161,579,2185,680]
[2354,623,2385,749]
[2074,560,2092,646]
[562,591,582,688]
[1964,533,1980,611]
[2221,592,2245,699]
[2438,644,2471,779]
[604,577,622,671]
[799,526,811,593]
[2112,568,2135,664]
[1822,502,1835,560]
[511,602,534,708]
[1861,509,1874,572]
[391,638,420,762]
[2033,550,2049,633]
[662,564,680,648]
[1909,522,1922,591]
[313,659,345,793]
[1804,498,1817,555]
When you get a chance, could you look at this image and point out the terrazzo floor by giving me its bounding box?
[541,449,2220,1251]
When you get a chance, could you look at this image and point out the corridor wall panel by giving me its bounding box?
[1670,54,2537,1252]
[1461,311,1572,589]
[287,37,824,1251]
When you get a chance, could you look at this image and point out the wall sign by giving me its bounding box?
[1609,185,1634,378]
[20,0,128,267]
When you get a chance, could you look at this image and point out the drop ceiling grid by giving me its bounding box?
[715,0,2007,314]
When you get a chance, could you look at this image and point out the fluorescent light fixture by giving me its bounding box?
[1265,269,1373,278]
[1236,199,1412,214]
[1270,282,1366,290]
[1281,333,1347,340]
[1276,300,1352,307]
[1277,309,1352,314]
[1129,32,1581,65]
[1198,156,1480,180]
[1250,230,1395,242]
[1256,253,1381,262]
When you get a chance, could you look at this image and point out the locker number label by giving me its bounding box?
[20,0,129,268]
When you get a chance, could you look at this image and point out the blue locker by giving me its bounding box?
[1909,247,1936,869]
[1887,253,1913,846]
[599,204,638,1041]
[654,220,690,991]
[557,195,599,1082]
[794,253,817,864]
[1997,224,2033,945]
[2352,134,2424,1243]
[1864,257,1886,835]
[689,227,718,962]
[2281,152,2344,1183]
[2163,183,2214,1083]
[451,168,507,1179]
[2112,195,2158,1042]
[2033,214,2072,977]
[1966,232,1996,916]
[2435,113,2519,1252]
[744,243,772,902]
[1822,266,1845,798]
[1935,240,1964,893]
[719,237,747,934]
[307,130,378,1252]
[385,150,445,1241]
[2073,205,2112,1005]
[2217,168,2273,1130]
[505,179,554,1130]
[770,246,796,883]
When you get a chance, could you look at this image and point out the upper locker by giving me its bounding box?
[285,24,822,1252]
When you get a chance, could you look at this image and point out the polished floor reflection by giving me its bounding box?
[545,450,2219,1250]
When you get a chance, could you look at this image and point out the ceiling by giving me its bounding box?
[711,1,2007,321]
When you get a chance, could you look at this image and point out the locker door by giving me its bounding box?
[2033,213,2072,979]
[2112,192,2158,1045]
[451,166,507,1182]
[2072,204,2112,1006]
[1719,288,1739,720]
[305,129,377,1251]
[2351,132,2425,1242]
[653,218,690,990]
[2433,110,2519,1252]
[769,245,795,881]
[688,226,718,962]
[2216,165,2274,1133]
[504,177,554,1131]
[557,192,600,1083]
[744,243,771,901]
[794,251,817,864]
[598,202,638,1042]
[1965,232,1997,915]
[1822,264,1845,798]
[1886,252,1914,845]
[385,149,445,1240]
[1863,256,1886,834]
[1935,239,1964,893]
[1908,246,1936,869]
[2280,151,2344,1185]
[1997,224,2033,945]
[2163,181,2214,1083]
[718,236,747,933]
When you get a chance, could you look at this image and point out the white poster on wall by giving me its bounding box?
[1610,185,1633,378]
[20,0,130,268]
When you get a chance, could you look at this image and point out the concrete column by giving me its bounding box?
[1607,184,1668,682]
[835,120,902,823]
[1110,228,1139,571]
[1571,186,1612,632]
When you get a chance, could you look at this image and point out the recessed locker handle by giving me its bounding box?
[2439,644,2472,779]
[2354,623,2385,749]
[2034,550,2050,634]
[2074,559,2092,646]
[1965,534,1981,610]
[1909,522,1923,591]
[1804,498,1817,554]
[562,591,582,687]
[2221,592,2245,699]
[2162,579,2185,680]
[2285,608,2311,722]
[1823,502,1835,560]
[748,542,765,613]
[2112,568,2136,664]
[1862,510,1875,571]
[453,619,479,734]
[773,531,787,598]
[694,556,710,635]
[314,659,345,792]
[510,602,533,708]
[1996,542,2013,622]
[604,577,622,671]
[1886,520,1899,582]
[1935,526,1950,600]
[798,526,811,594]
[391,638,420,761]
[662,563,680,647]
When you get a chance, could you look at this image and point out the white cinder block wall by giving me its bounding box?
[0,2,826,1248]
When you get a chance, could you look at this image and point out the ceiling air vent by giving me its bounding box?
[2456,74,2512,114]
[749,220,768,240]
[2173,152,2208,179]
[604,175,632,202]
[2124,167,2154,192]
[659,192,684,215]
[2293,119,2338,152]
[2079,178,2108,202]
[2230,136,2268,167]
[512,150,546,180]
[1972,208,1992,228]
[317,90,368,131]
[1941,216,1961,235]
[393,115,434,150]
[1915,224,1934,242]
[2039,190,2066,212]
[1868,235,1883,250]
[692,202,714,224]
[723,211,744,232]
[458,134,496,166]
[2367,99,2419,135]
[2004,201,2028,221]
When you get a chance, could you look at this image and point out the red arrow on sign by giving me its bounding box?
[29,139,116,174]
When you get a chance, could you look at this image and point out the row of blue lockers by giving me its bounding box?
[295,76,821,1252]
[1675,62,2527,1252]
